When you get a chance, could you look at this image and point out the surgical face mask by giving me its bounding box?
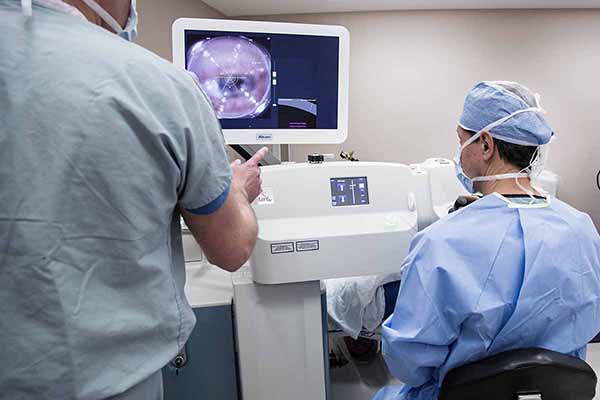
[453,142,477,194]
[454,106,544,194]
[80,0,138,41]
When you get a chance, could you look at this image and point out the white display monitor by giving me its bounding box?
[172,18,350,144]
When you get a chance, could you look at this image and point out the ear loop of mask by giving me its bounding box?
[80,0,125,35]
[528,141,553,201]
[516,149,541,204]
[515,105,550,204]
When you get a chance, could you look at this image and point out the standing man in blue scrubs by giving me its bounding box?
[375,81,600,400]
[0,1,267,399]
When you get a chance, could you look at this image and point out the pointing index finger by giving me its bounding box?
[247,147,269,167]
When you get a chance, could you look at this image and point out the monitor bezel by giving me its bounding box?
[172,18,349,145]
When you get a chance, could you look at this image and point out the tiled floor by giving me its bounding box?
[330,344,600,400]
[330,352,399,399]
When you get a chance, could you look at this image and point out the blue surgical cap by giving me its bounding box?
[459,81,554,146]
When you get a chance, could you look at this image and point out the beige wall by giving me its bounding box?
[137,0,223,60]
[134,5,600,227]
[249,10,600,227]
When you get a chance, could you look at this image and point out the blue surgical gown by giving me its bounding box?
[0,1,231,399]
[375,194,600,400]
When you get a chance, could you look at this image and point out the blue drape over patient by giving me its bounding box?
[374,194,600,400]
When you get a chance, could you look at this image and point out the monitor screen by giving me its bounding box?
[184,30,339,131]
[330,177,370,207]
[173,19,349,144]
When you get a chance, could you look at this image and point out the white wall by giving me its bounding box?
[248,10,600,228]
[137,0,223,60]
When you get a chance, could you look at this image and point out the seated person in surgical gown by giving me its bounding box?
[374,81,600,400]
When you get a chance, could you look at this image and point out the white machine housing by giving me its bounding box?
[181,159,465,400]
[234,161,431,400]
[419,158,467,220]
[249,161,430,284]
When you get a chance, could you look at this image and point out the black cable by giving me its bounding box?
[597,170,600,191]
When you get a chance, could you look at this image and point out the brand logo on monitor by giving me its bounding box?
[256,133,273,141]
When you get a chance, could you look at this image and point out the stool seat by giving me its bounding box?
[439,348,597,400]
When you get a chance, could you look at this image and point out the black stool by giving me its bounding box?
[439,348,597,400]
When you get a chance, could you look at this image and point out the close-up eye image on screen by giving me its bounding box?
[184,29,340,131]
[187,35,272,119]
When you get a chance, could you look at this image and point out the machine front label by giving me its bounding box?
[271,242,294,254]
[296,240,319,252]
[256,187,275,205]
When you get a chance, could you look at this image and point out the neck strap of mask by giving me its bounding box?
[472,172,529,182]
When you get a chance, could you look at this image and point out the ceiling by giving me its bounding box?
[202,0,600,16]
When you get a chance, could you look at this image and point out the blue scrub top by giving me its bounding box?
[0,1,231,399]
[375,194,600,400]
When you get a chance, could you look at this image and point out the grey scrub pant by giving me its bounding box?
[107,370,163,400]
